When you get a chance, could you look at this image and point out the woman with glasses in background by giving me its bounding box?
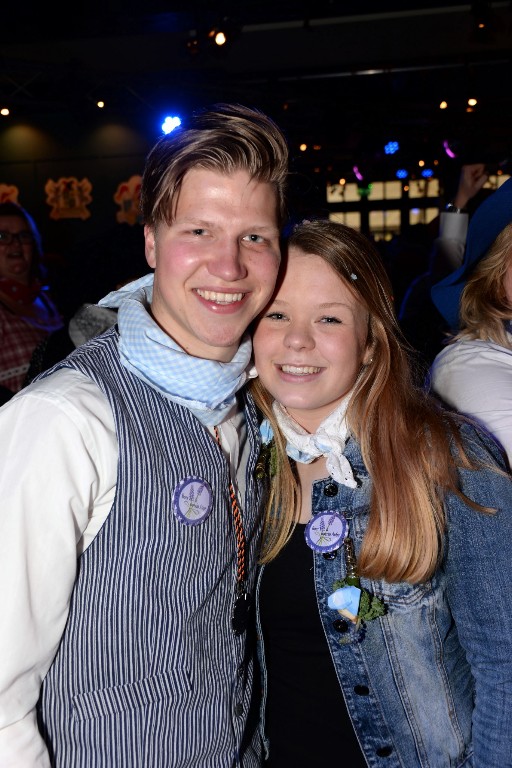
[0,201,62,404]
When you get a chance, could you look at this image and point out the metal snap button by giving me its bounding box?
[323,482,338,497]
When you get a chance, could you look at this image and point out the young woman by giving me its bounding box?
[251,219,512,767]
[431,178,512,468]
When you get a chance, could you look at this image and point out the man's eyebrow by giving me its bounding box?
[174,217,213,227]
[174,217,279,233]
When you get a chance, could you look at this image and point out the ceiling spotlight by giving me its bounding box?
[0,107,10,117]
[97,100,105,109]
[206,17,241,50]
[439,100,448,110]
[468,97,478,107]
[208,28,225,45]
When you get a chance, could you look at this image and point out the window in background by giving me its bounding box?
[369,209,401,241]
[329,211,362,229]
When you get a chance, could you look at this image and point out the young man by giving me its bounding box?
[0,104,289,767]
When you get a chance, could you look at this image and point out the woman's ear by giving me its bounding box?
[362,343,376,366]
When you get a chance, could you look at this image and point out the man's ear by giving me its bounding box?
[145,225,156,268]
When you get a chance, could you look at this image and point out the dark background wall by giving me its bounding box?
[1,0,511,307]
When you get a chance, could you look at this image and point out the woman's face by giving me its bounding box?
[253,247,372,433]
[0,214,34,285]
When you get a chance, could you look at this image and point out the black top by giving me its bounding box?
[259,524,367,767]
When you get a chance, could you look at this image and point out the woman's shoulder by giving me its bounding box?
[450,415,508,472]
[433,336,510,365]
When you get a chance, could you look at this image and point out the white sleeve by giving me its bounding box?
[431,211,469,273]
[0,370,118,766]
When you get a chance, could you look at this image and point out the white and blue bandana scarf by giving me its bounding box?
[260,395,357,488]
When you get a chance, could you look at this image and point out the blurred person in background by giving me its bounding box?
[398,163,489,368]
[431,177,512,467]
[0,202,62,404]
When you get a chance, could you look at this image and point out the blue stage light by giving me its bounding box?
[384,141,399,155]
[162,116,182,134]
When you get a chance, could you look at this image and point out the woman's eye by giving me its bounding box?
[192,228,206,236]
[266,311,285,320]
[321,316,342,324]
[244,233,264,243]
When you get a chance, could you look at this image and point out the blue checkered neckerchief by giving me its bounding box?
[99,273,255,426]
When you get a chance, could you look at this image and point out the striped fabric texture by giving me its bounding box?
[36,327,265,767]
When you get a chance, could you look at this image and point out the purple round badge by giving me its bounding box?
[173,477,213,526]
[304,511,347,553]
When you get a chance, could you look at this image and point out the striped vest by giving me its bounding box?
[36,327,265,767]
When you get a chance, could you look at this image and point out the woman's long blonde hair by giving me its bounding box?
[251,220,489,584]
[452,221,512,347]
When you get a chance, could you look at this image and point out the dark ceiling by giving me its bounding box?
[2,1,512,188]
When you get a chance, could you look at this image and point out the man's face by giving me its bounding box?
[145,167,281,361]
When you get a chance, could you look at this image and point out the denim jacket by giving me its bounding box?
[255,422,512,767]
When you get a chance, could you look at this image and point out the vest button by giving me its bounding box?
[332,619,349,633]
[323,482,338,497]
[235,702,244,716]
[323,549,338,560]
[354,685,370,696]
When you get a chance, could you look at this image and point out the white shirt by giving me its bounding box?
[431,336,512,467]
[0,369,248,766]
